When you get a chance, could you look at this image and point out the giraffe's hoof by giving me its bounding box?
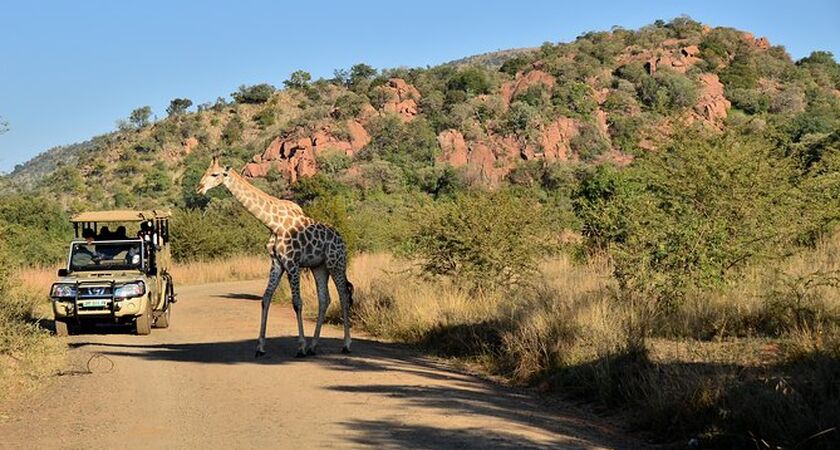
[255,350,266,358]
[295,349,307,358]
[306,348,317,356]
[341,346,351,354]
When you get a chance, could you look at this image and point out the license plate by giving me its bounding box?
[80,299,108,308]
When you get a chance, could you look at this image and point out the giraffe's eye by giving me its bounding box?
[212,173,221,177]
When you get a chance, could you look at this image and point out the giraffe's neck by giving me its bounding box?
[223,170,305,229]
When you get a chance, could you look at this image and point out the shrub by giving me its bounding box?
[169,200,266,262]
[0,195,71,266]
[409,190,556,290]
[551,81,597,117]
[570,123,610,161]
[221,116,244,145]
[232,83,276,104]
[446,67,493,98]
[574,134,816,308]
[252,108,276,128]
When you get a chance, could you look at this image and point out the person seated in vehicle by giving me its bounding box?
[73,229,103,265]
[97,226,113,241]
[114,226,129,240]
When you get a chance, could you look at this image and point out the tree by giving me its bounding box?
[129,106,152,128]
[283,70,312,90]
[349,63,376,85]
[166,98,193,116]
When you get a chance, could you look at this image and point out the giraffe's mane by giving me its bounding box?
[228,169,305,214]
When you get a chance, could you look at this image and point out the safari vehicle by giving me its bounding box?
[51,210,176,336]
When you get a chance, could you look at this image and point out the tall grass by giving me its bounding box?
[330,239,840,448]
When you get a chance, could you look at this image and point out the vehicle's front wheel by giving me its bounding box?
[135,301,152,335]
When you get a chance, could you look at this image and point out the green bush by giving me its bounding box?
[571,123,610,161]
[169,200,266,262]
[0,195,71,266]
[574,134,816,308]
[409,190,556,290]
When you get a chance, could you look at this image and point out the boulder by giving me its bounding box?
[381,78,422,122]
[262,137,283,161]
[437,129,469,167]
[538,117,579,161]
[346,120,370,154]
[242,162,272,178]
[694,73,731,126]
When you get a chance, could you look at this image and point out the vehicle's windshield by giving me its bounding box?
[69,241,143,271]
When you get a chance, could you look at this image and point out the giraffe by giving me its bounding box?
[195,157,354,357]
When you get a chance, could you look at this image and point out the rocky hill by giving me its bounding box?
[5,18,840,211]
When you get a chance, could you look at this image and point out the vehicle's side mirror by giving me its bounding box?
[57,269,69,277]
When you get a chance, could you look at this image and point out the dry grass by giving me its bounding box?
[169,254,269,286]
[316,240,840,448]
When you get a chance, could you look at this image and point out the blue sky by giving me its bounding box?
[1,0,838,172]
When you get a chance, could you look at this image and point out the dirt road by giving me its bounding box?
[0,280,639,449]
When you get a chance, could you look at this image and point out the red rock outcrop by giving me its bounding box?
[381,78,421,122]
[245,121,371,182]
[181,136,199,155]
[693,73,731,127]
[437,129,469,167]
[346,120,370,154]
[501,70,556,105]
[537,117,579,162]
[242,161,272,178]
[755,37,770,50]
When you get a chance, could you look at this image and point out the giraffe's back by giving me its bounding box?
[272,222,347,269]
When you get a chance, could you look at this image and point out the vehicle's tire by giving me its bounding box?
[55,320,70,337]
[135,301,152,335]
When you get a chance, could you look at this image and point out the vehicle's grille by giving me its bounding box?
[78,286,113,298]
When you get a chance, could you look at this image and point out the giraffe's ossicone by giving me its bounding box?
[197,157,354,357]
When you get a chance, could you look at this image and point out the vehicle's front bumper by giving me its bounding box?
[52,294,149,321]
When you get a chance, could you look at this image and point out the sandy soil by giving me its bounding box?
[0,280,643,449]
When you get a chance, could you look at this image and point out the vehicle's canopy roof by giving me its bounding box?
[71,210,172,223]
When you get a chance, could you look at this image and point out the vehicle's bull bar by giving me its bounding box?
[70,280,118,323]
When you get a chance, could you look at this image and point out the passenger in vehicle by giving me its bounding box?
[98,226,113,240]
[115,226,129,240]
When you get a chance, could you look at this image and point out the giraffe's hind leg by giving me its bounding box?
[307,265,331,355]
[256,258,283,358]
[329,267,353,354]
[287,265,308,357]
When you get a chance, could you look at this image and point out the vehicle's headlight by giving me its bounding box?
[51,284,77,298]
[114,282,145,299]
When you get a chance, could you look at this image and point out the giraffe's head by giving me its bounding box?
[196,156,229,195]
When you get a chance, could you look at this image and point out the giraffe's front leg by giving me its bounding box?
[256,259,283,358]
[287,266,307,357]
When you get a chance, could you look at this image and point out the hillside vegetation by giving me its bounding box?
[3,17,840,448]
